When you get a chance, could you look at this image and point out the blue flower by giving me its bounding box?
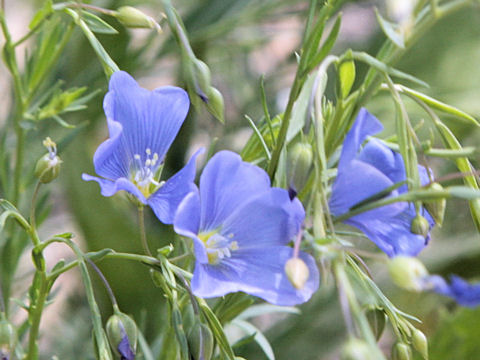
[82,71,202,224]
[423,275,480,307]
[173,151,319,306]
[329,108,435,257]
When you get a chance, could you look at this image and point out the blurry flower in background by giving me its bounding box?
[423,274,480,307]
[82,71,202,224]
[174,151,319,306]
[329,108,435,257]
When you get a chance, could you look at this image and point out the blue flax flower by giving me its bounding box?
[423,274,480,307]
[329,108,435,257]
[82,71,202,224]
[174,151,319,306]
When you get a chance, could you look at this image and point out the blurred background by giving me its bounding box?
[2,0,480,358]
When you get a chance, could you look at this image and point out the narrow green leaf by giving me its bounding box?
[199,300,235,360]
[237,304,300,320]
[232,319,275,360]
[353,51,428,88]
[375,8,405,48]
[29,0,53,30]
[245,115,271,160]
[81,11,118,34]
[448,186,480,200]
[307,14,341,72]
[396,84,479,126]
[338,56,356,99]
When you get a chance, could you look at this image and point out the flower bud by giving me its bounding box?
[340,338,371,360]
[106,311,138,360]
[188,321,214,360]
[388,256,428,292]
[412,328,428,360]
[114,6,161,32]
[364,306,386,341]
[287,141,313,193]
[285,257,309,289]
[35,137,62,183]
[410,214,430,237]
[392,343,412,360]
[205,87,225,123]
[192,59,212,97]
[423,183,446,226]
[0,318,16,359]
[338,57,355,99]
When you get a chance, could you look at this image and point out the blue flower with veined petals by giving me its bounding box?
[423,274,480,307]
[329,108,435,257]
[173,151,319,306]
[82,71,203,224]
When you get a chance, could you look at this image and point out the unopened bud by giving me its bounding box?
[392,343,412,360]
[410,214,430,237]
[364,306,386,341]
[285,257,309,289]
[192,59,212,97]
[35,137,61,183]
[188,322,214,360]
[205,87,225,123]
[412,328,428,359]
[287,141,313,193]
[106,311,138,360]
[114,6,161,32]
[340,338,371,360]
[0,318,16,358]
[388,256,428,292]
[423,183,446,226]
[338,57,355,99]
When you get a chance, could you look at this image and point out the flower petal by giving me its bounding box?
[338,108,383,169]
[198,151,271,231]
[221,188,305,248]
[103,71,189,171]
[425,275,480,307]
[346,205,429,257]
[191,247,319,306]
[148,148,204,224]
[329,159,406,218]
[174,191,208,263]
[82,173,147,203]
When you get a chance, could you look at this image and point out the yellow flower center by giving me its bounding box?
[198,230,238,265]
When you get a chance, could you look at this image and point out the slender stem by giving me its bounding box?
[138,206,152,257]
[85,257,118,307]
[66,2,116,16]
[25,272,50,360]
[29,181,41,234]
[0,276,4,314]
[292,230,302,258]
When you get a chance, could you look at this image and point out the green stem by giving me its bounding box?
[29,181,42,246]
[138,206,152,257]
[25,271,50,360]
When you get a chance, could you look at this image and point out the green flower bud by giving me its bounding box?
[0,318,17,358]
[114,6,161,32]
[35,137,62,183]
[285,257,309,290]
[106,311,138,360]
[412,328,428,360]
[287,141,313,193]
[423,183,446,226]
[205,87,225,123]
[410,214,430,237]
[392,343,412,360]
[340,338,371,360]
[192,59,212,98]
[364,306,387,341]
[388,256,428,292]
[188,321,214,360]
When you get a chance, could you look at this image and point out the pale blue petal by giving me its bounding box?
[425,275,480,307]
[81,173,147,203]
[102,70,189,173]
[338,108,383,169]
[174,191,208,263]
[148,149,203,224]
[329,159,406,219]
[221,189,305,248]
[198,151,271,231]
[191,247,319,306]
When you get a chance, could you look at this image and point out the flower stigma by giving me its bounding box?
[198,231,238,264]
[131,148,162,198]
